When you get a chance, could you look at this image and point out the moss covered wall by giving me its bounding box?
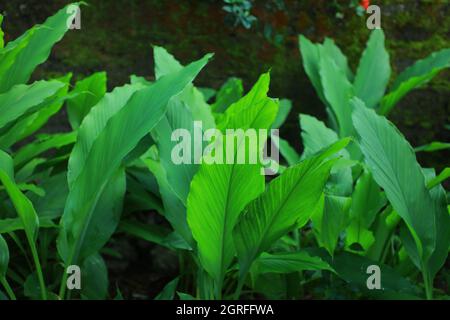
[1,0,449,169]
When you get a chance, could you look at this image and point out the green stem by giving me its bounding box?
[28,239,47,300]
[0,277,16,300]
[422,269,433,300]
[59,267,69,299]
[233,266,250,300]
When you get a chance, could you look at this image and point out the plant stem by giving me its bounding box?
[233,266,250,300]
[28,239,47,300]
[0,277,16,300]
[422,269,433,300]
[59,267,69,299]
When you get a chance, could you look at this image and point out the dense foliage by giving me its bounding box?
[0,3,449,300]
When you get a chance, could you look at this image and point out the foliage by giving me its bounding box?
[0,4,448,301]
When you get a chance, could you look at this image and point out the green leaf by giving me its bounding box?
[67,83,143,187]
[381,48,450,114]
[323,38,353,81]
[14,132,76,169]
[187,73,278,292]
[300,114,338,159]
[67,72,107,129]
[0,235,8,278]
[144,155,194,246]
[119,219,171,249]
[345,170,385,252]
[300,114,352,195]
[276,137,299,166]
[271,99,292,129]
[81,253,108,300]
[299,35,326,104]
[0,14,4,49]
[319,54,355,138]
[426,167,450,189]
[153,46,215,129]
[0,3,79,92]
[0,80,64,130]
[252,251,334,275]
[353,29,391,109]
[0,73,72,148]
[233,139,350,276]
[352,98,437,264]
[57,54,212,267]
[212,77,243,113]
[332,252,419,298]
[414,141,450,153]
[0,150,39,241]
[312,195,351,256]
[426,172,450,280]
[155,277,179,300]
[151,100,200,204]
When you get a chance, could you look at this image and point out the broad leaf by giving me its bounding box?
[352,98,437,264]
[57,54,211,267]
[353,29,391,109]
[233,139,350,276]
[0,80,64,130]
[67,72,107,129]
[187,73,278,291]
[312,195,351,256]
[252,251,334,275]
[381,48,450,114]
[319,54,354,138]
[212,77,243,113]
[0,3,78,92]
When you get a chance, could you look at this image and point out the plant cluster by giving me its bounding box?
[0,3,449,300]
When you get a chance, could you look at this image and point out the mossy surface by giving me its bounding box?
[2,0,448,169]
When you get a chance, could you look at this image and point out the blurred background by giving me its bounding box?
[1,0,449,297]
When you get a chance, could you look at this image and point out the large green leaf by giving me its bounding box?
[332,252,419,298]
[67,72,107,129]
[151,100,200,204]
[352,98,437,264]
[57,54,211,268]
[187,73,278,293]
[80,253,108,300]
[322,38,353,81]
[298,35,326,105]
[300,114,338,159]
[271,99,292,129]
[299,114,352,196]
[354,29,390,109]
[252,251,334,275]
[67,83,144,186]
[0,80,64,130]
[0,73,72,148]
[0,150,39,241]
[0,234,8,278]
[345,170,385,252]
[0,3,78,92]
[153,46,215,129]
[144,155,194,246]
[319,54,354,138]
[14,132,76,170]
[233,139,350,278]
[381,48,450,115]
[211,77,243,113]
[312,195,352,256]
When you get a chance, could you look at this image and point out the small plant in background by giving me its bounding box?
[222,0,257,29]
